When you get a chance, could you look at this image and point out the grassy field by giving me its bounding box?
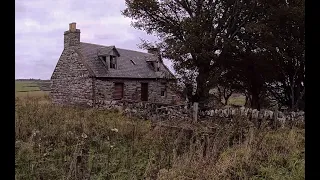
[15,94,305,179]
[15,81,41,92]
[15,80,50,99]
[228,94,246,106]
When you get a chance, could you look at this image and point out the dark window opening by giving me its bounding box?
[161,88,166,97]
[110,55,116,69]
[101,56,107,63]
[147,61,155,70]
[161,83,166,97]
[113,83,124,100]
[141,83,148,101]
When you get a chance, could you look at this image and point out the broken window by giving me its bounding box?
[101,56,107,64]
[110,55,116,69]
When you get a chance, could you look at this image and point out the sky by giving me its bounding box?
[15,0,174,80]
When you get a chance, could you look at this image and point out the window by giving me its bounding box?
[147,61,155,69]
[101,56,107,63]
[113,83,124,100]
[141,83,148,101]
[110,55,116,69]
[156,62,160,71]
[161,83,167,97]
[161,88,166,97]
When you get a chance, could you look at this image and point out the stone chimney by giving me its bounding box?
[64,22,80,48]
[147,47,159,55]
[147,47,162,72]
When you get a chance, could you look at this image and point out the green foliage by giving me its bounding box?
[123,0,259,103]
[123,0,305,110]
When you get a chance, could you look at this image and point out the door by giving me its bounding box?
[141,83,148,101]
[113,83,124,100]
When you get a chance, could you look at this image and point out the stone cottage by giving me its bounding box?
[50,22,178,107]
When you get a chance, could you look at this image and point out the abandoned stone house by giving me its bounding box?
[50,22,179,107]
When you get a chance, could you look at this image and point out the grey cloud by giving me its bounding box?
[69,0,126,17]
[15,0,174,79]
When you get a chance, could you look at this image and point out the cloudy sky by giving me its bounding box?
[15,0,173,79]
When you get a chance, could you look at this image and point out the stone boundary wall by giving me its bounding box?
[94,100,190,121]
[199,106,305,123]
[94,100,305,125]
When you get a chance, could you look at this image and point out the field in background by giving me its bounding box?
[15,80,50,98]
[228,93,246,106]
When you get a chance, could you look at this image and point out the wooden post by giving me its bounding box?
[193,102,198,122]
[273,104,279,128]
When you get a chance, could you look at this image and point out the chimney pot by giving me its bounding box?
[69,22,76,32]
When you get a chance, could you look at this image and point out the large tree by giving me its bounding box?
[241,0,305,110]
[219,0,304,110]
[123,0,304,110]
[123,0,259,103]
[262,0,305,111]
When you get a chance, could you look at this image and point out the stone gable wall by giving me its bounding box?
[50,48,93,106]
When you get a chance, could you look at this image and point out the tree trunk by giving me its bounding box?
[193,67,210,108]
[251,91,260,110]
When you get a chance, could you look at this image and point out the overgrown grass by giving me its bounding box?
[157,127,304,180]
[15,91,50,98]
[15,96,304,180]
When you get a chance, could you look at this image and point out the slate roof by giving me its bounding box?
[79,42,175,79]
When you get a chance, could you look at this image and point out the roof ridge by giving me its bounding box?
[81,42,152,55]
[117,48,154,55]
[80,42,114,47]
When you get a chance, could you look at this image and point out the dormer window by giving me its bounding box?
[101,56,107,64]
[110,55,116,69]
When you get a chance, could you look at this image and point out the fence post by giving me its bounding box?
[193,102,198,122]
[273,104,279,128]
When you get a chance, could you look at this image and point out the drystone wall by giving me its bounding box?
[199,106,305,123]
[93,100,305,127]
[94,100,189,121]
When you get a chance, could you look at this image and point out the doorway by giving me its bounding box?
[141,83,148,101]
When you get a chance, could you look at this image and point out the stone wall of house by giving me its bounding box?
[50,48,93,106]
[94,78,178,106]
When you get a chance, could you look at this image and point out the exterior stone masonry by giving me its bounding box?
[50,22,180,107]
[50,48,93,106]
[94,78,178,105]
